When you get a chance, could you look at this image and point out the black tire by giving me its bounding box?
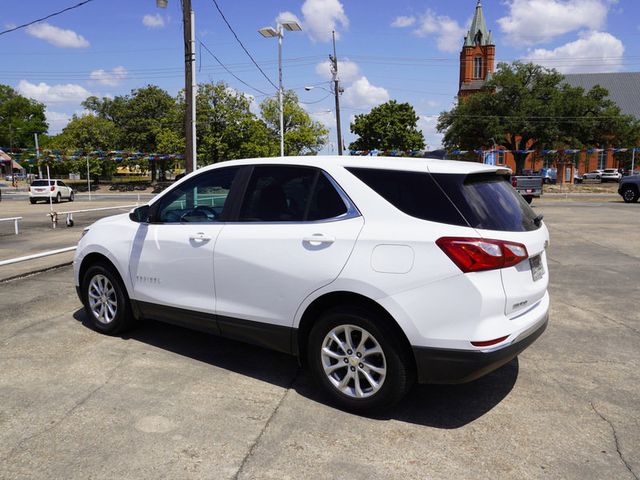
[81,263,136,335]
[307,306,414,412]
[524,196,533,204]
[54,193,61,203]
[69,191,74,202]
[621,185,639,203]
[29,198,37,204]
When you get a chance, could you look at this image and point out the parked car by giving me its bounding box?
[540,168,556,184]
[582,170,604,180]
[29,179,74,204]
[511,173,543,203]
[601,169,622,183]
[618,175,640,203]
[74,156,549,412]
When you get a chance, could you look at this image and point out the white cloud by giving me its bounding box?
[342,77,389,109]
[142,13,165,29]
[413,10,466,53]
[391,16,416,28]
[418,115,443,150]
[315,59,360,82]
[525,31,624,73]
[17,80,91,104]
[89,66,128,86]
[46,110,71,134]
[25,22,89,48]
[301,0,349,42]
[498,0,610,45]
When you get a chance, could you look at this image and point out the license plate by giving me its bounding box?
[529,254,544,281]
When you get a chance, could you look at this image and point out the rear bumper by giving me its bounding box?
[412,314,548,384]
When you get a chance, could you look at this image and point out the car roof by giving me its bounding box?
[197,155,508,176]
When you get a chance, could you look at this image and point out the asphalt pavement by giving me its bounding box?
[0,196,638,479]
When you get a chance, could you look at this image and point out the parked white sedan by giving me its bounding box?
[29,179,75,204]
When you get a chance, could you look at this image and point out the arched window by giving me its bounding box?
[473,56,483,79]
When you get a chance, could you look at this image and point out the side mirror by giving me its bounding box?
[129,205,150,223]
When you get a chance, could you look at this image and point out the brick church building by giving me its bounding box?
[458,1,639,175]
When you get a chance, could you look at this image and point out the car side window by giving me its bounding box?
[155,167,239,223]
[58,181,66,187]
[238,166,348,222]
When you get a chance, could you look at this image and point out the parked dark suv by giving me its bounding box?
[618,175,640,203]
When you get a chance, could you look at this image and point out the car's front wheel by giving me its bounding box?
[82,263,135,335]
[621,185,639,203]
[307,306,414,412]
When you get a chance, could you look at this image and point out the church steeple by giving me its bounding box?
[464,1,492,47]
[458,0,495,99]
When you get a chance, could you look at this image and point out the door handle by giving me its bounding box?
[189,232,212,241]
[303,234,335,244]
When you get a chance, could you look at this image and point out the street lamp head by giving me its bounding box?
[258,27,279,38]
[304,86,314,91]
[156,0,168,8]
[281,21,302,32]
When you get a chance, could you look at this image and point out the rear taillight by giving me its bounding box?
[436,237,528,273]
[50,186,55,192]
[511,176,518,187]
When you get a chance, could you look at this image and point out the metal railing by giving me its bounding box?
[0,216,22,235]
[0,246,76,267]
[47,204,139,228]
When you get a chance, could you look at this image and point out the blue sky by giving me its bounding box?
[2,0,638,152]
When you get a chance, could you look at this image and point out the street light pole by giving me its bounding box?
[330,31,343,155]
[259,21,302,157]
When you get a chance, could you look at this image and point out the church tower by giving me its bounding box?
[458,1,495,99]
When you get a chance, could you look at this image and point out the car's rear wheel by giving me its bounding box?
[82,263,135,335]
[307,306,413,412]
[54,193,61,203]
[69,191,74,202]
[524,196,533,204]
[29,198,37,204]
[621,185,639,203]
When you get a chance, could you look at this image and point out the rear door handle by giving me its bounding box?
[189,232,212,241]
[303,234,335,244]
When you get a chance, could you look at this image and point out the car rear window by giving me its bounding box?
[432,172,540,232]
[31,180,52,186]
[347,168,540,232]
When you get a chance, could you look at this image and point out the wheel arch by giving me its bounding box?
[296,291,415,370]
[79,252,131,299]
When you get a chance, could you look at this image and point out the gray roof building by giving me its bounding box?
[563,72,640,119]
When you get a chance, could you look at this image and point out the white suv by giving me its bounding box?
[74,156,549,411]
[29,179,74,204]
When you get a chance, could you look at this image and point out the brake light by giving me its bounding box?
[50,186,55,192]
[436,237,528,273]
[511,176,518,187]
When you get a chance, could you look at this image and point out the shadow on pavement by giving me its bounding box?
[73,309,518,428]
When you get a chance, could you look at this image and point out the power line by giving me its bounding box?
[0,0,96,37]
[198,39,270,96]
[209,0,278,90]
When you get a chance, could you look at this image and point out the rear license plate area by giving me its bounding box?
[529,254,544,281]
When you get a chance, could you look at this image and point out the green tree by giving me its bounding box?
[437,61,639,172]
[187,82,277,165]
[49,114,118,151]
[0,85,48,148]
[260,90,328,155]
[349,100,425,151]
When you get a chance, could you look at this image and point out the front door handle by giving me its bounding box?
[303,234,335,244]
[189,232,212,241]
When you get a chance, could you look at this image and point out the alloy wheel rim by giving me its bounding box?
[88,274,118,324]
[624,189,635,201]
[320,324,386,398]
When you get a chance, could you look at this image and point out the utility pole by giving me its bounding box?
[182,0,197,173]
[34,133,43,178]
[329,31,343,155]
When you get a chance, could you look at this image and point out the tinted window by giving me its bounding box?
[347,168,467,226]
[239,166,315,221]
[432,172,540,232]
[307,173,348,221]
[58,181,67,187]
[155,167,239,223]
[31,180,52,187]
